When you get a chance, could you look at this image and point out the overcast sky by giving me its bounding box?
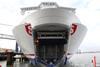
[0,0,100,52]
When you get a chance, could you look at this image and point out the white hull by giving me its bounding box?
[13,2,87,66]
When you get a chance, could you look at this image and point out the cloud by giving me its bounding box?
[69,0,91,8]
[0,39,15,49]
[75,1,100,51]
[87,0,100,10]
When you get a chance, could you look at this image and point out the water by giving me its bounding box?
[69,53,100,67]
[0,61,33,67]
[0,61,6,67]
[13,62,33,67]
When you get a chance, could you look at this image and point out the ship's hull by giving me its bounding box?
[13,7,87,67]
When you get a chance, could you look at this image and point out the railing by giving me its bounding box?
[20,2,75,15]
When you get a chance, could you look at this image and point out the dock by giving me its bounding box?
[0,61,33,67]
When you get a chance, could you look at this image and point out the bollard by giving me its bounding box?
[0,64,2,67]
[10,64,13,67]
